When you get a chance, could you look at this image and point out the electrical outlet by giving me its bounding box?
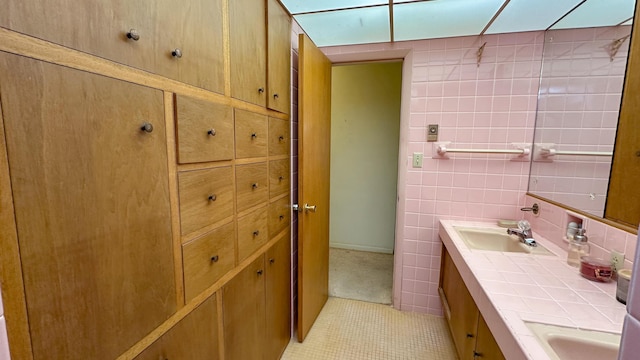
[611,250,625,273]
[412,152,423,168]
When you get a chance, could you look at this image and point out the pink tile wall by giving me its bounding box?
[322,31,544,315]
[529,26,631,217]
[0,290,9,359]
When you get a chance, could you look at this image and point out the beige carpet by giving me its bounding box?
[281,297,458,360]
[329,248,393,304]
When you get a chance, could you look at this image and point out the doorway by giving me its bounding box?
[328,61,403,305]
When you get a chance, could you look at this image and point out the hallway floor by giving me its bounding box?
[281,297,458,360]
[329,248,393,304]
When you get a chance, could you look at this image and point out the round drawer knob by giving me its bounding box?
[171,49,183,58]
[208,194,217,202]
[252,183,259,189]
[257,269,264,276]
[126,29,140,41]
[269,258,275,264]
[211,255,219,262]
[207,129,217,137]
[279,176,284,182]
[140,122,154,133]
[258,87,265,94]
[279,215,284,220]
[273,93,279,99]
[251,133,258,139]
[279,135,285,142]
[253,230,260,237]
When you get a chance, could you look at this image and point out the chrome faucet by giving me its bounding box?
[507,220,537,247]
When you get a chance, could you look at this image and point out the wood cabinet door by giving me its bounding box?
[474,313,506,360]
[223,255,266,360]
[441,249,479,359]
[229,0,267,106]
[267,0,291,114]
[265,234,292,360]
[0,53,176,360]
[135,294,220,360]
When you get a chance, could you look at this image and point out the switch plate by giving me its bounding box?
[412,152,423,168]
[427,124,439,142]
[611,250,625,274]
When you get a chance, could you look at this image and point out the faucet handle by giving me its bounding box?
[518,220,531,231]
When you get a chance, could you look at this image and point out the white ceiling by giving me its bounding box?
[281,0,636,47]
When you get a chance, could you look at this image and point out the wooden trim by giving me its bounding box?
[527,193,638,235]
[177,160,234,172]
[164,92,186,307]
[180,216,236,245]
[0,85,34,360]
[216,293,226,360]
[222,0,231,97]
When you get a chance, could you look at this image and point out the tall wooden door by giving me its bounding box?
[297,34,332,342]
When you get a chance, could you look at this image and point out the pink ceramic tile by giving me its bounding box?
[0,317,9,360]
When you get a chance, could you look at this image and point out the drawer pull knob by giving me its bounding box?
[126,29,140,41]
[252,183,259,189]
[251,133,258,139]
[273,93,279,99]
[208,194,217,202]
[279,215,284,220]
[257,269,263,276]
[207,129,217,136]
[279,135,285,142]
[253,230,260,237]
[211,255,219,262]
[466,333,474,338]
[269,258,275,264]
[279,176,284,182]
[171,48,183,58]
[258,87,265,94]
[473,351,482,358]
[140,122,154,133]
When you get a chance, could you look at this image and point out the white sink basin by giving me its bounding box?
[454,227,552,255]
[526,322,620,360]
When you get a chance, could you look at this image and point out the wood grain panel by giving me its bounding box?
[475,313,506,360]
[134,294,220,360]
[267,0,291,114]
[223,255,266,360]
[265,234,291,360]
[269,117,290,156]
[237,206,269,262]
[229,0,267,106]
[175,95,234,164]
[236,162,269,212]
[270,159,290,199]
[269,196,291,238]
[178,166,234,236]
[183,222,236,302]
[235,108,268,159]
[0,53,176,360]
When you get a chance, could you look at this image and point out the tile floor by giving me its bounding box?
[329,248,394,304]
[281,297,458,360]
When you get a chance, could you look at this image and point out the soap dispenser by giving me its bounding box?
[567,228,590,267]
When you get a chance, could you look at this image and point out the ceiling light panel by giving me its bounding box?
[393,0,506,41]
[280,0,387,14]
[294,6,390,47]
[486,0,584,34]
[552,0,636,29]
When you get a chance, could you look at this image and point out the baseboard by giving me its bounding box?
[330,242,394,254]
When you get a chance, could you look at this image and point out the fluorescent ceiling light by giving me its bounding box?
[280,0,387,14]
[552,0,636,29]
[486,0,583,34]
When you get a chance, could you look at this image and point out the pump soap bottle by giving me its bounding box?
[567,228,590,267]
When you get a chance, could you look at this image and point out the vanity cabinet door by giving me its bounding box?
[0,53,176,360]
[474,314,506,360]
[264,234,292,360]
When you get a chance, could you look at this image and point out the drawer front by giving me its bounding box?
[235,109,268,159]
[237,207,269,262]
[236,162,268,212]
[268,196,290,238]
[268,117,290,156]
[269,159,290,198]
[179,166,234,236]
[176,95,234,164]
[183,222,235,301]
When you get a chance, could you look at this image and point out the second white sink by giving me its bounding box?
[454,227,552,255]
[526,322,620,360]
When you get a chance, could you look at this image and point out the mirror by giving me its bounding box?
[528,0,636,218]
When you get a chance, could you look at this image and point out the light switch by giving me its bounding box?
[412,152,423,168]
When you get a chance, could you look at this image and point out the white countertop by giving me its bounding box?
[439,220,626,360]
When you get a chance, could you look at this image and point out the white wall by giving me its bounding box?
[329,62,402,254]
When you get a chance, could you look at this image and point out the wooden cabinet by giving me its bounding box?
[270,159,291,198]
[0,0,225,92]
[223,236,291,360]
[269,117,290,156]
[269,196,291,238]
[439,247,505,360]
[238,206,270,262]
[0,53,176,360]
[235,109,269,159]
[267,0,292,114]
[135,294,220,360]
[236,162,269,212]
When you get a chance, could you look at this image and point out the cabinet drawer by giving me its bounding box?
[237,207,269,262]
[235,109,268,159]
[268,117,290,156]
[269,159,290,198]
[178,166,234,236]
[183,222,235,302]
[176,96,234,164]
[268,196,290,238]
[236,162,268,212]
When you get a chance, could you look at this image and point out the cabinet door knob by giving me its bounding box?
[208,194,217,202]
[466,333,474,338]
[257,269,264,276]
[140,122,154,133]
[258,87,265,94]
[171,48,183,58]
[251,133,258,139]
[273,93,279,99]
[211,255,219,262]
[126,29,140,41]
[279,215,284,220]
[279,176,284,182]
[253,230,260,237]
[207,129,216,136]
[473,351,482,358]
[269,258,275,264]
[252,183,259,189]
[279,135,285,142]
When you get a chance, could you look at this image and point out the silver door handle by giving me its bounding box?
[304,204,317,213]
